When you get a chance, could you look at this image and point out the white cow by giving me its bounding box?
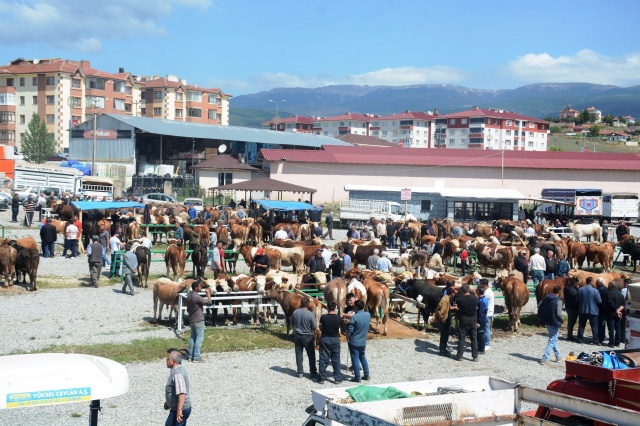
[567,221,601,242]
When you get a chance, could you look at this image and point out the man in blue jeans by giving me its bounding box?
[346,299,371,383]
[186,279,212,362]
[292,297,318,379]
[538,285,564,364]
[528,247,546,287]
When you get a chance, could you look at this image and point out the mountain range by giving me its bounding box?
[229,83,640,127]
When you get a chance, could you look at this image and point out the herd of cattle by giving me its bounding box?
[4,204,640,341]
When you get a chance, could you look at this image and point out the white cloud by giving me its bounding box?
[0,0,212,52]
[347,66,467,86]
[509,49,640,86]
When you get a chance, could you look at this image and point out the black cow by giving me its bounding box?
[11,243,39,291]
[192,243,209,278]
[527,236,557,257]
[134,246,150,288]
[621,239,640,272]
[398,278,442,328]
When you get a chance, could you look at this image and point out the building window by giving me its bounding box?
[506,120,512,126]
[461,118,467,124]
[46,76,55,85]
[0,112,15,124]
[0,130,15,142]
[20,133,25,142]
[20,114,25,124]
[449,119,456,125]
[372,130,379,136]
[88,78,105,90]
[528,132,534,137]
[505,140,512,146]
[186,91,202,102]
[175,109,183,118]
[70,96,82,107]
[420,200,432,212]
[505,130,511,136]
[449,129,455,134]
[114,98,125,111]
[72,78,81,88]
[470,117,484,124]
[207,110,220,120]
[460,129,467,134]
[469,138,484,144]
[153,107,162,116]
[19,96,25,105]
[31,77,37,86]
[218,172,232,186]
[371,121,379,126]
[449,139,455,144]
[460,139,467,145]
[187,108,201,118]
[453,201,512,221]
[153,91,162,99]
[124,103,132,112]
[32,96,37,104]
[114,81,126,93]
[125,86,132,94]
[382,131,387,136]
[72,115,81,123]
[208,95,218,104]
[529,122,534,128]
[140,108,146,115]
[528,141,533,147]
[46,114,55,124]
[19,77,25,86]
[176,92,183,101]
[86,96,105,108]
[46,95,54,104]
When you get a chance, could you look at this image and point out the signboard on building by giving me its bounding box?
[401,188,411,201]
[83,129,117,139]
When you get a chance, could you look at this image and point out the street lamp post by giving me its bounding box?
[269,99,285,131]
[92,101,98,176]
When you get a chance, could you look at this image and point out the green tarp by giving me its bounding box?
[346,385,413,403]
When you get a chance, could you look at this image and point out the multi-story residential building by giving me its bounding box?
[0,58,230,151]
[261,115,315,133]
[435,107,550,151]
[559,105,580,121]
[138,76,230,125]
[586,106,602,123]
[370,111,435,147]
[312,113,370,137]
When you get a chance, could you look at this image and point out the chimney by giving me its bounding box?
[473,106,479,110]
[405,110,410,113]
[434,108,439,115]
[119,67,125,73]
[80,60,90,69]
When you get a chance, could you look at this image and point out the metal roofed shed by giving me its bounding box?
[344,184,526,222]
[0,353,129,425]
[210,177,317,204]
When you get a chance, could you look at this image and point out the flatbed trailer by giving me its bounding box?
[302,375,640,426]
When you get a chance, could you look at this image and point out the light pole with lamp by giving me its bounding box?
[269,99,285,131]
[91,99,99,176]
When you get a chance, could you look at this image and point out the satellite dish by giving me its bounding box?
[218,144,227,153]
[33,59,40,64]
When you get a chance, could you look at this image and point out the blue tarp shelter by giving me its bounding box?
[254,200,322,212]
[71,201,146,211]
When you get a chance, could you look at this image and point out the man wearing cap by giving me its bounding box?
[307,248,326,274]
[86,235,103,288]
[253,247,271,275]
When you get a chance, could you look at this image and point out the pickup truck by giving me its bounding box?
[339,199,416,227]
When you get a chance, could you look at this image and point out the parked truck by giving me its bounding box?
[302,374,640,426]
[339,199,416,227]
[603,193,639,222]
[13,163,83,196]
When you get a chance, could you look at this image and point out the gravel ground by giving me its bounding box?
[1,208,639,425]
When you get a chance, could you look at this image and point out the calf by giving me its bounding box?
[152,277,187,322]
[266,286,322,345]
[363,275,390,335]
[567,239,587,269]
[0,243,17,287]
[496,274,529,332]
[11,243,39,291]
[164,243,186,280]
[134,245,150,288]
[191,244,209,278]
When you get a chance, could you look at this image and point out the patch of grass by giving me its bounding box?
[71,413,82,418]
[26,326,290,363]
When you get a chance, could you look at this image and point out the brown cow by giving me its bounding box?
[238,244,282,272]
[567,269,629,287]
[363,275,390,335]
[11,242,39,291]
[585,242,613,272]
[152,277,187,322]
[535,276,570,305]
[0,242,17,287]
[496,274,530,332]
[266,245,305,273]
[266,285,322,345]
[472,242,514,273]
[567,239,587,269]
[164,243,186,280]
[344,243,386,269]
[324,277,347,314]
[472,222,494,238]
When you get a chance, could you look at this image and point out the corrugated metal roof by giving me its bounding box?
[262,145,640,171]
[104,114,350,148]
[191,154,258,171]
[209,177,316,193]
[345,184,526,200]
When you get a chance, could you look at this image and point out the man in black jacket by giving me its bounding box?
[606,282,625,347]
[86,235,104,288]
[564,278,580,341]
[538,285,564,364]
[39,218,57,258]
[321,211,334,240]
[11,193,20,222]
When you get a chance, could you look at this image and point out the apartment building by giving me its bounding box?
[312,113,370,137]
[559,105,580,121]
[370,111,436,147]
[586,106,602,123]
[0,58,230,151]
[261,115,315,133]
[435,107,550,151]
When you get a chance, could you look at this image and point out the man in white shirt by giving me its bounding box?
[528,247,546,286]
[376,221,387,245]
[480,278,495,350]
[320,245,332,272]
[274,228,288,240]
[64,222,79,258]
[109,233,124,278]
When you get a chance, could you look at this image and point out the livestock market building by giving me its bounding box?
[261,145,640,221]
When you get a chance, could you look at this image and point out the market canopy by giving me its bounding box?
[71,201,146,211]
[209,177,316,194]
[254,199,322,212]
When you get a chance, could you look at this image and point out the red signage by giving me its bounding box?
[71,119,79,127]
[83,129,117,139]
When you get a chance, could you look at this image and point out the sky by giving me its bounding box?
[1,0,639,97]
